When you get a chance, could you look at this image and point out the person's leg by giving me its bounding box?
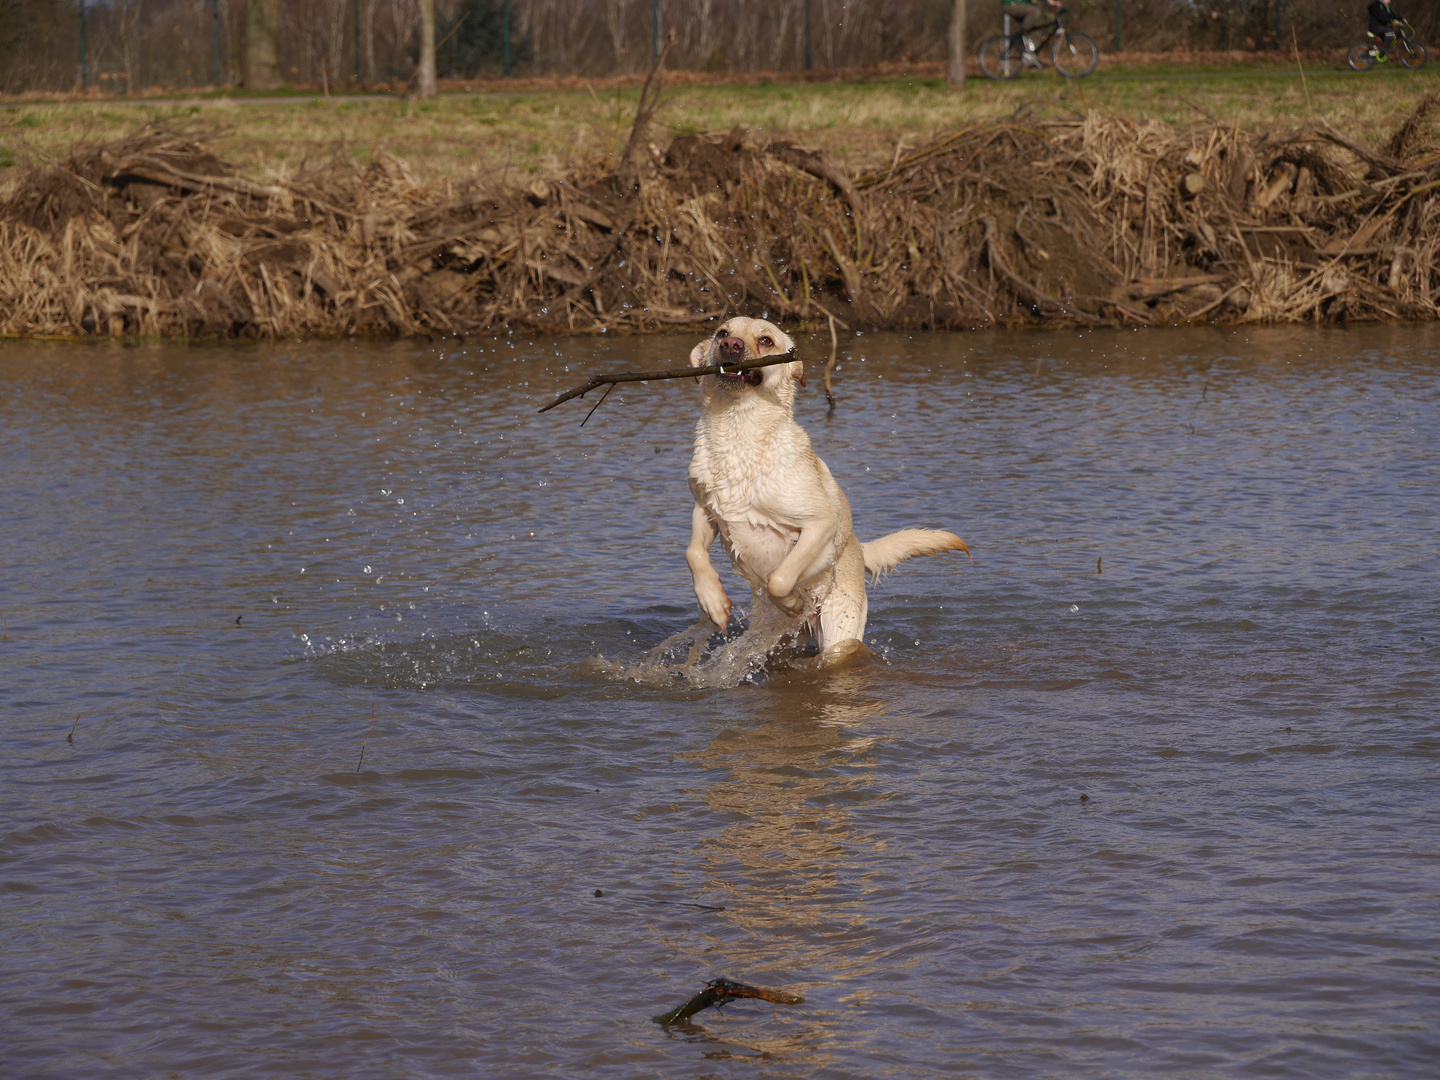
[1008,4,1045,39]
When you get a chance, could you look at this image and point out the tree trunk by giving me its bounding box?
[361,0,376,84]
[417,0,436,97]
[947,0,966,89]
[244,0,282,89]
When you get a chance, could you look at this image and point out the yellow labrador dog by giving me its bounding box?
[686,316,969,660]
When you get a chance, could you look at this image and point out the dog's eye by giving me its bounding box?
[714,328,726,338]
[759,336,773,348]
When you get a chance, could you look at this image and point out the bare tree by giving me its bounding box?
[417,0,435,95]
[947,0,965,88]
[360,0,377,81]
[108,0,146,93]
[322,0,348,85]
[731,1,763,70]
[245,0,281,88]
[602,0,631,72]
[690,0,718,68]
[768,3,795,70]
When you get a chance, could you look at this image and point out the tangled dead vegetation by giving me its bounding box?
[7,92,1440,340]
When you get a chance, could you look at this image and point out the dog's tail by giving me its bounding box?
[861,529,970,581]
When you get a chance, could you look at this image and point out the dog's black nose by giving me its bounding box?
[717,335,746,359]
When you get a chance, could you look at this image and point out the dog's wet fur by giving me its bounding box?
[685,316,969,662]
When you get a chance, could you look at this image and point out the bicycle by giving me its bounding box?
[1348,19,1427,71]
[979,7,1100,81]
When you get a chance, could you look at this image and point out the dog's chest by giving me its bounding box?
[689,423,798,530]
[690,422,803,573]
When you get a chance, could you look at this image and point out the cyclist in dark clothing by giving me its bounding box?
[1369,0,1401,51]
[1002,0,1062,42]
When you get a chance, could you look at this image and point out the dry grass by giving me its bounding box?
[8,59,1440,342]
[3,62,1440,188]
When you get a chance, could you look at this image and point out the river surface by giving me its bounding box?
[2,326,1438,1079]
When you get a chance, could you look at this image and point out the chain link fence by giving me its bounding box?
[2,0,1436,95]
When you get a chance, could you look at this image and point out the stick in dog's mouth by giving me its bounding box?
[717,368,764,386]
[538,348,798,416]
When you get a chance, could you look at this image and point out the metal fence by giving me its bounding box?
[1,0,1433,95]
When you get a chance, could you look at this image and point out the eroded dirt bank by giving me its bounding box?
[6,94,1440,340]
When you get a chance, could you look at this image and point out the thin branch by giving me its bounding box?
[1315,120,1403,178]
[539,349,799,414]
[621,37,673,170]
[768,145,861,214]
[982,217,1105,325]
[824,313,838,409]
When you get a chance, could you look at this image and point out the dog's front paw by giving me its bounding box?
[694,578,732,630]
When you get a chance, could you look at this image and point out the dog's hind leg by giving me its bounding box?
[816,543,869,655]
[817,594,867,656]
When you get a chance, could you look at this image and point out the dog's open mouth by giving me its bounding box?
[717,369,764,386]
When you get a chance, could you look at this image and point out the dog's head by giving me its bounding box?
[689,317,802,408]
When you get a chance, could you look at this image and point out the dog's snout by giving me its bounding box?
[717,335,746,358]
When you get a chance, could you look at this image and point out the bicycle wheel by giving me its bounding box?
[1400,41,1428,69]
[1348,43,1376,71]
[979,34,1024,80]
[1052,31,1100,78]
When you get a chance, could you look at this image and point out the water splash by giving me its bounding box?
[589,596,815,689]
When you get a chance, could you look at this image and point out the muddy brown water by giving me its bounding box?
[2,326,1437,1079]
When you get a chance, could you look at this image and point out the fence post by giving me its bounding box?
[213,0,223,86]
[503,0,511,75]
[1114,0,1122,52]
[353,0,361,82]
[653,0,659,61]
[804,0,812,70]
[79,0,88,90]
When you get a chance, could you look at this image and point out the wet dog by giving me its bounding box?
[685,316,968,660]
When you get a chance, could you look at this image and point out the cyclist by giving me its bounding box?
[1002,0,1064,63]
[1367,0,1403,59]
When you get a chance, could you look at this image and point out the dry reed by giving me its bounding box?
[6,94,1440,340]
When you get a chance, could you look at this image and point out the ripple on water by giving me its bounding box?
[1,327,1437,1079]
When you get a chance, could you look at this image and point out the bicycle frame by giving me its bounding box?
[1006,11,1069,55]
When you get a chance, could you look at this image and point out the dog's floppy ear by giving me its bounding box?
[793,361,806,387]
[689,341,709,367]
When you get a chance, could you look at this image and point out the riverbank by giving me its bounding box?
[6,87,1440,340]
[5,62,1438,183]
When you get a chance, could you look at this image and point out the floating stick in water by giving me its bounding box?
[356,706,374,774]
[538,349,800,417]
[652,977,805,1026]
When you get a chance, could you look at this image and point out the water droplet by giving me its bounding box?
[364,566,372,574]
[1069,604,1079,613]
